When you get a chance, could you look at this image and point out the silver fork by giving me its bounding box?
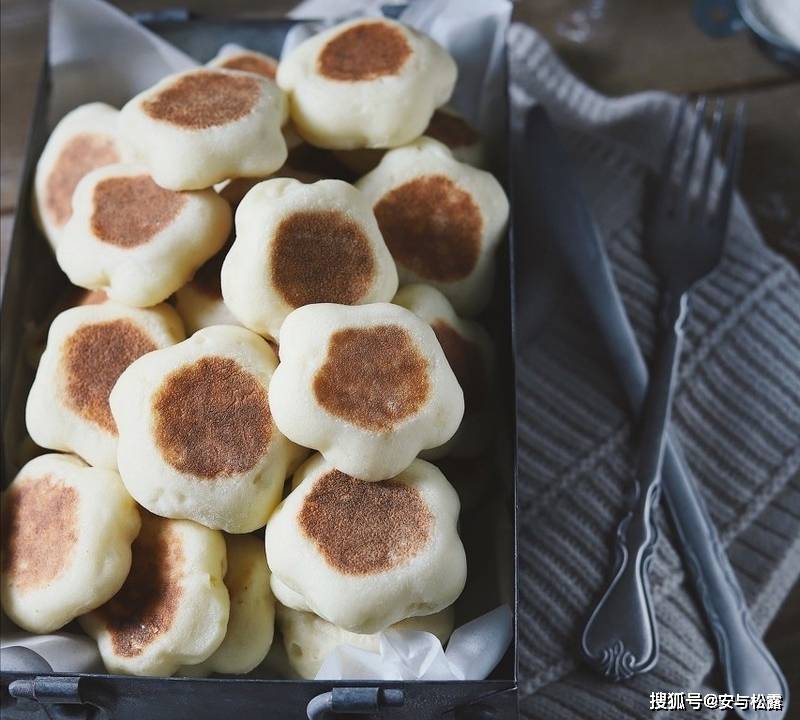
[581,98,745,680]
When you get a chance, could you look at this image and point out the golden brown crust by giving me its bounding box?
[153,356,272,478]
[373,174,482,282]
[1,477,79,590]
[219,54,277,80]
[91,175,188,248]
[63,319,157,433]
[318,22,411,82]
[270,210,375,308]
[45,133,120,227]
[142,70,261,130]
[299,469,432,575]
[313,324,430,432]
[99,512,184,657]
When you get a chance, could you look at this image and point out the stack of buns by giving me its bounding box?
[1,17,509,679]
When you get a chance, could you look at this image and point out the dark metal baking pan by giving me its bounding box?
[0,11,518,720]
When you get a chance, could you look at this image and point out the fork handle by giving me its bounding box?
[637,292,688,492]
[581,292,687,680]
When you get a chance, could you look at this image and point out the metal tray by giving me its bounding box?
[0,12,518,720]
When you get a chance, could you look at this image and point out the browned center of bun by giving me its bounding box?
[143,70,261,129]
[318,21,412,82]
[91,175,187,248]
[100,513,184,657]
[373,174,482,282]
[1,476,79,590]
[219,53,278,80]
[313,324,429,432]
[425,111,480,149]
[45,133,120,227]
[299,470,432,575]
[153,356,272,478]
[431,320,487,411]
[271,210,375,308]
[64,319,157,433]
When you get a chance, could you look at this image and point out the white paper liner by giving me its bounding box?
[48,0,197,125]
[316,606,513,681]
[1,613,102,672]
[4,0,514,682]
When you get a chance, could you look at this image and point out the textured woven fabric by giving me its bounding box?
[508,23,800,719]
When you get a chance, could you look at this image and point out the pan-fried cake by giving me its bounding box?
[1,454,140,633]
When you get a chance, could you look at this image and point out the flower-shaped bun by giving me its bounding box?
[265,454,466,633]
[174,240,242,334]
[334,106,484,176]
[277,18,456,149]
[423,107,485,167]
[1,454,140,633]
[80,512,229,677]
[207,48,308,154]
[277,603,454,679]
[221,178,398,339]
[208,47,279,80]
[393,284,493,458]
[179,534,275,676]
[270,302,463,481]
[110,326,299,533]
[120,68,288,190]
[357,138,509,316]
[26,301,184,468]
[57,163,231,307]
[33,103,128,251]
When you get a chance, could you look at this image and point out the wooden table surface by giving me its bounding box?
[1,0,798,706]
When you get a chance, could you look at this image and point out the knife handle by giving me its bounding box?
[663,445,789,720]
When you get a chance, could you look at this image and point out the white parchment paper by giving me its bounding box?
[4,0,514,682]
[316,606,513,681]
[48,0,197,125]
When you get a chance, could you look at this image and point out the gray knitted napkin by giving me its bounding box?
[508,23,800,719]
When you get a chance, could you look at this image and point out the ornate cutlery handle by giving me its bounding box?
[582,293,687,681]
[580,480,660,680]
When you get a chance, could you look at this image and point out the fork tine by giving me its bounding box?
[661,97,688,180]
[655,98,688,218]
[677,96,707,219]
[697,98,726,218]
[711,100,745,239]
